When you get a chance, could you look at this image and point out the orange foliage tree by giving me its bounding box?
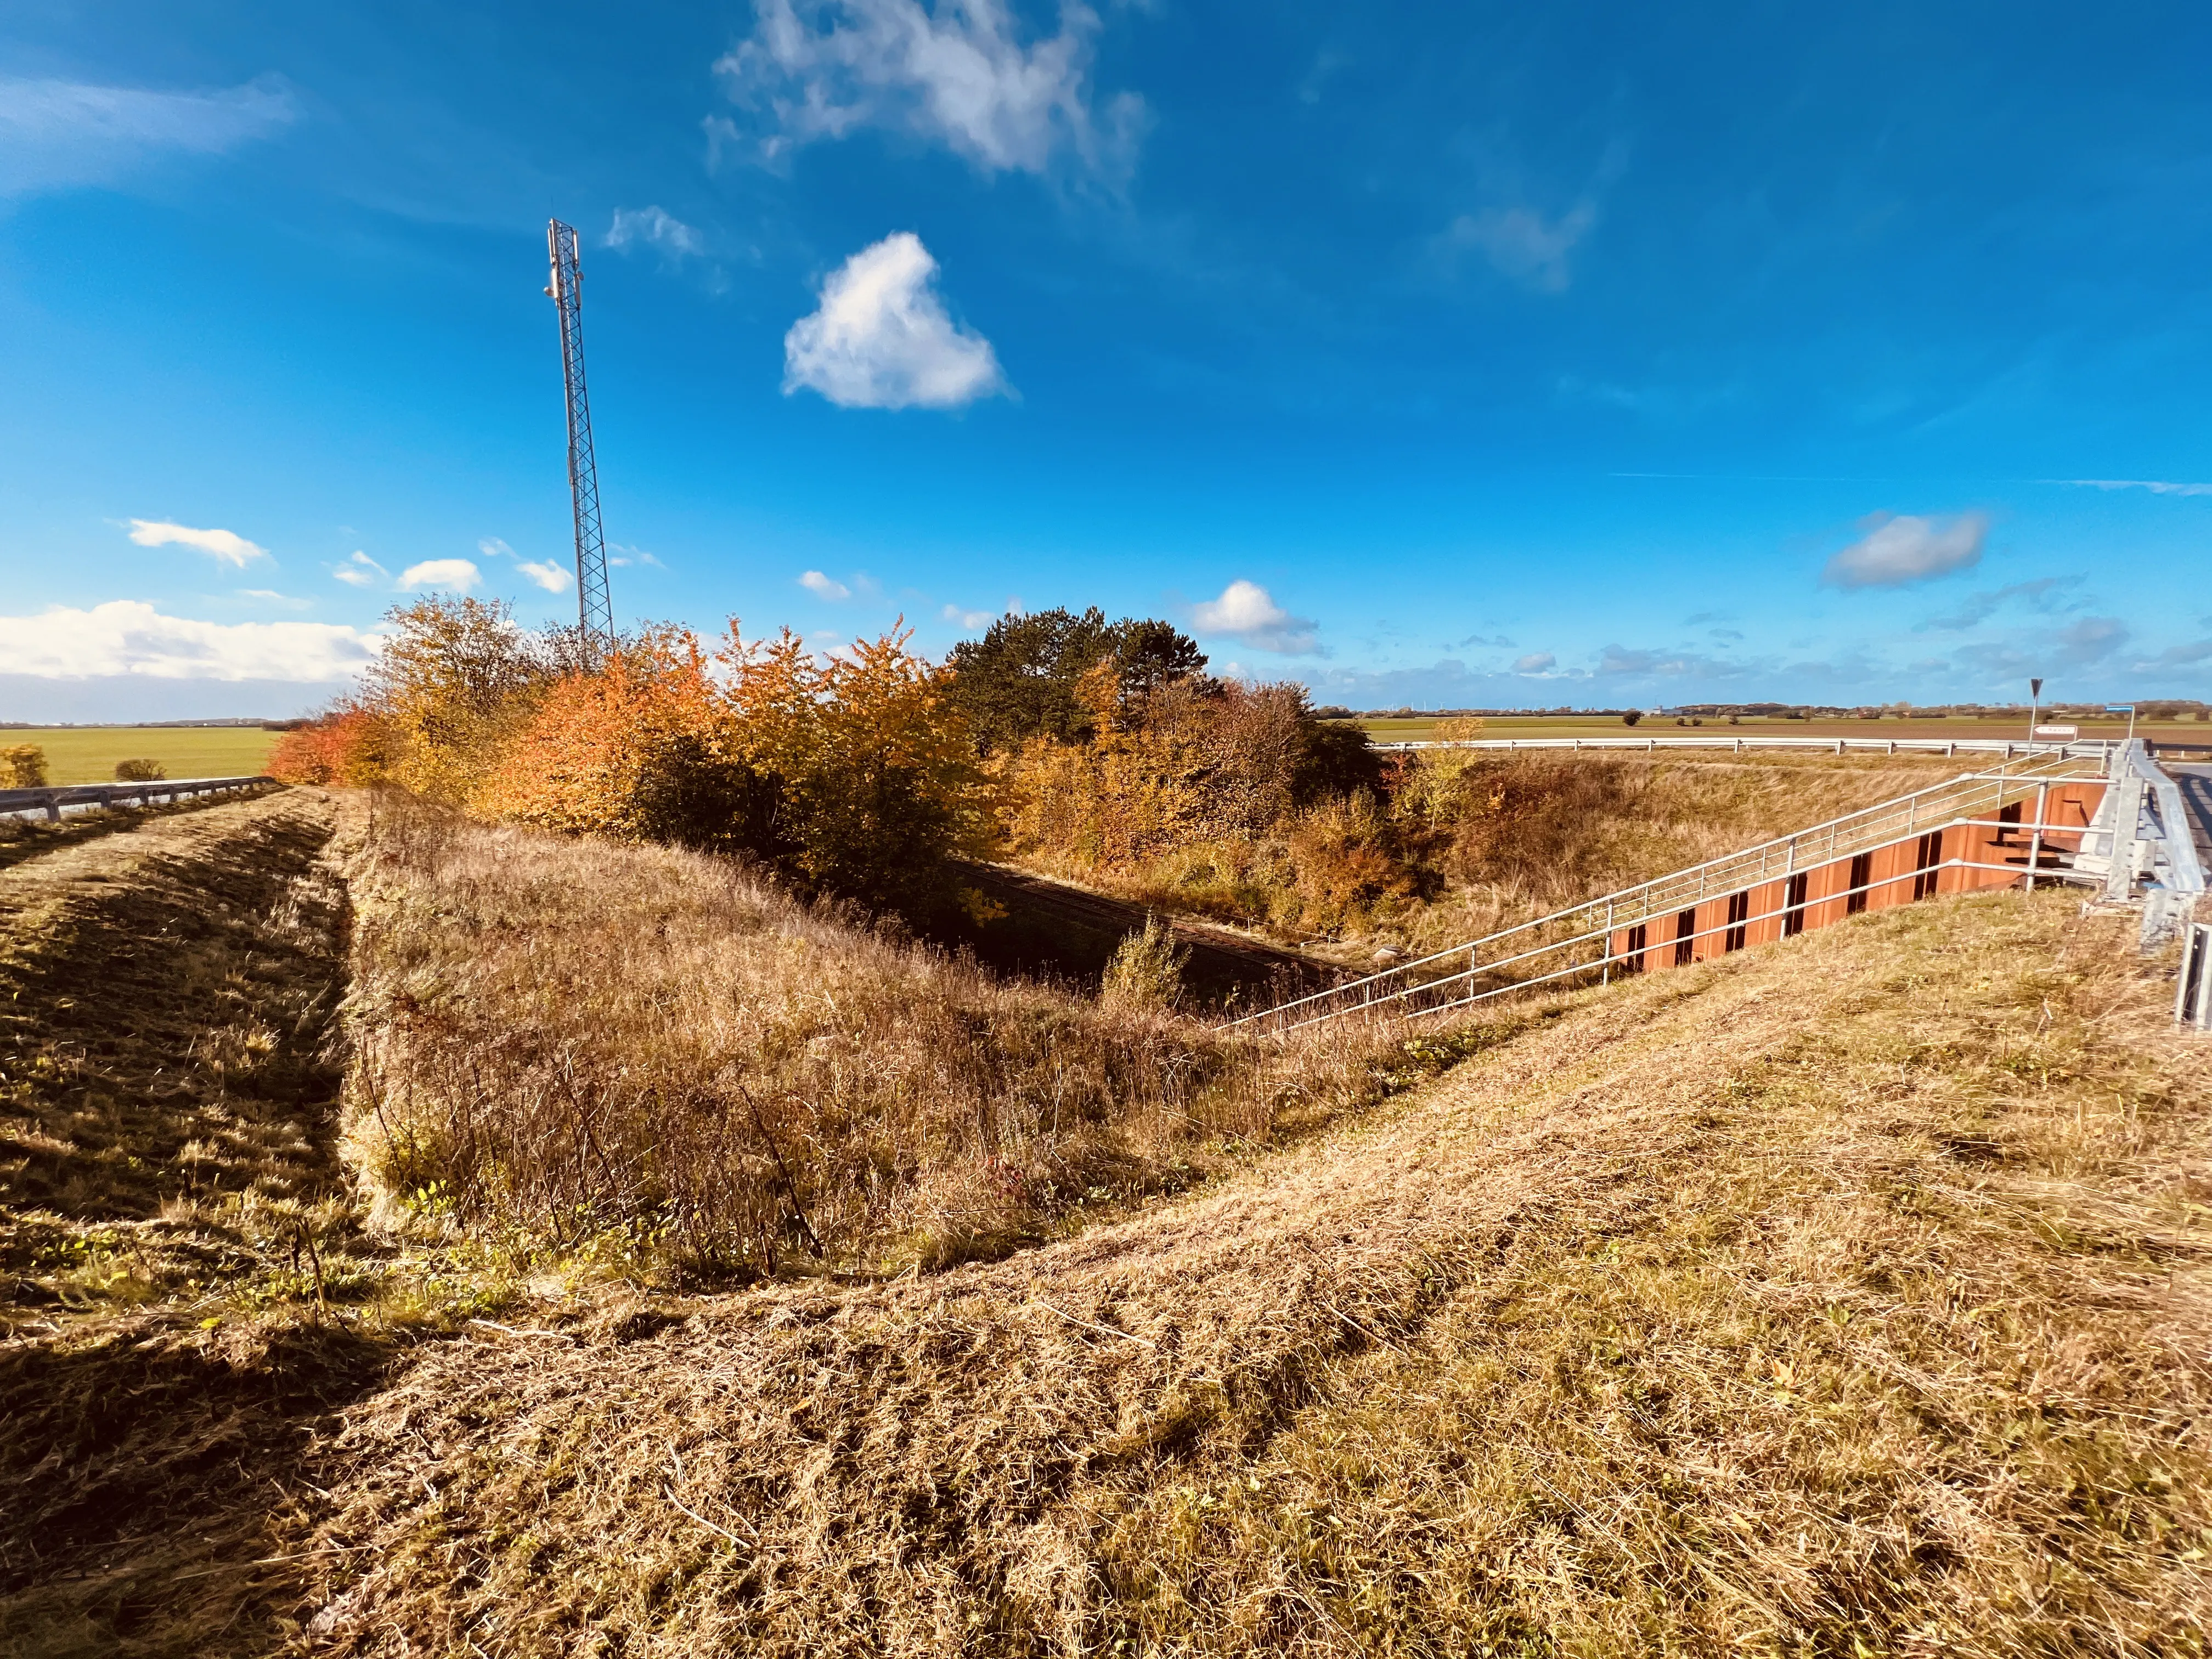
[266,707,389,785]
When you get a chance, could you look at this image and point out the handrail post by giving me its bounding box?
[2025,782,2049,892]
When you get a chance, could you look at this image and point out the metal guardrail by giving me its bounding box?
[2179,924,2212,1031]
[0,775,275,822]
[2075,741,2206,949]
[1227,750,2103,1034]
[1372,734,2119,760]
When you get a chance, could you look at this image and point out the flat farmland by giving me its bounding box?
[1,725,281,784]
[1352,712,2212,747]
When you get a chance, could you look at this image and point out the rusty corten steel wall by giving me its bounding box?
[1607,781,2106,975]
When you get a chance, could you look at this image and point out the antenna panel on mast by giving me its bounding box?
[547,219,614,654]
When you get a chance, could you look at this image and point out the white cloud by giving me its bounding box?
[2055,478,2212,497]
[1189,579,1320,656]
[607,205,704,261]
[477,536,516,559]
[784,233,1006,410]
[1512,651,1556,674]
[237,589,312,611]
[1822,512,1987,589]
[127,518,268,569]
[800,569,853,600]
[399,558,481,591]
[516,560,572,593]
[716,0,1142,180]
[332,550,386,588]
[0,75,295,197]
[941,601,994,629]
[0,600,379,681]
[1444,202,1597,294]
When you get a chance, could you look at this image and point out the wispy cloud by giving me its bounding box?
[2052,478,2212,498]
[2053,616,2128,665]
[0,600,378,681]
[1442,201,1597,294]
[1189,579,1319,656]
[715,0,1144,182]
[607,205,704,262]
[1921,575,2079,631]
[331,550,386,588]
[516,560,571,593]
[2133,638,2212,669]
[784,233,1006,410]
[799,569,852,600]
[1511,651,1556,674]
[941,601,1000,630]
[1822,511,1987,589]
[0,75,295,197]
[127,518,268,569]
[236,589,312,611]
[1596,644,1741,678]
[399,558,479,591]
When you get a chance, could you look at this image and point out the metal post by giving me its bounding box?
[2026,782,2047,893]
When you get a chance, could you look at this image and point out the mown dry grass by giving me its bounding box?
[343,794,1408,1276]
[0,789,398,1657]
[292,887,2211,1657]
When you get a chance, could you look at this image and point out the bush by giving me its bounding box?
[112,759,166,782]
[1100,914,1189,1013]
[2,745,48,787]
[1621,709,1643,727]
[267,708,387,785]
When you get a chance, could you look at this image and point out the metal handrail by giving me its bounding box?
[1373,735,2118,759]
[0,775,275,822]
[1226,752,2100,1032]
[1260,840,2094,1036]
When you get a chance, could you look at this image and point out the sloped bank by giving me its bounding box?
[297,888,2212,1656]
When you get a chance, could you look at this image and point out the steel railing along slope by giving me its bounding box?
[1226,748,2105,1035]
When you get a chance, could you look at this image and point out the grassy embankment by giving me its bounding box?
[7,787,2210,1655]
[2,726,281,784]
[0,791,1410,1654]
[300,866,2212,1655]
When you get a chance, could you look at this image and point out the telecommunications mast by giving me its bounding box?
[546,219,614,655]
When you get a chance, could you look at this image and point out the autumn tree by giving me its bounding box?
[943,607,1206,754]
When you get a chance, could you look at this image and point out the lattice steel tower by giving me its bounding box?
[546,219,614,653]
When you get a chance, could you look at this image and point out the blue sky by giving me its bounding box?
[2,0,2209,719]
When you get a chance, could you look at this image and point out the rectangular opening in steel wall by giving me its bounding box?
[1912,830,1944,900]
[1847,851,1873,915]
[1623,923,1648,974]
[1674,907,1697,966]
[1782,871,1810,936]
[1724,891,1750,952]
[1996,799,2023,844]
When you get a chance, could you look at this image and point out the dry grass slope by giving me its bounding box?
[0,790,397,1658]
[296,888,2212,1657]
[342,795,1402,1275]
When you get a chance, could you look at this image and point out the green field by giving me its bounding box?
[1351,712,2211,747]
[1,727,281,785]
